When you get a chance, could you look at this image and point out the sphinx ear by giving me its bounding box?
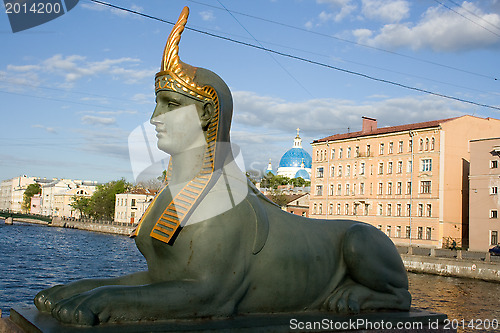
[199,101,215,129]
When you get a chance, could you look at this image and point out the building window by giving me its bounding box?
[426,227,432,240]
[427,204,432,217]
[345,203,349,215]
[396,182,402,195]
[338,166,343,177]
[328,204,333,215]
[378,163,384,174]
[360,182,365,195]
[491,187,498,195]
[378,183,383,195]
[316,151,319,161]
[396,226,402,238]
[491,160,498,169]
[331,149,335,159]
[330,166,335,177]
[355,146,360,157]
[491,210,498,219]
[347,147,351,158]
[380,143,385,155]
[317,167,324,178]
[491,231,498,245]
[337,204,341,215]
[409,140,413,152]
[397,204,402,216]
[421,159,432,172]
[425,138,429,150]
[319,204,323,214]
[316,185,323,196]
[407,160,413,173]
[353,203,358,215]
[406,182,412,195]
[346,165,351,176]
[339,148,343,159]
[398,141,403,153]
[420,181,432,194]
[406,204,411,217]
[337,184,342,195]
[329,184,334,196]
[366,145,371,156]
[389,142,394,154]
[419,139,423,151]
[406,226,411,239]
[313,204,317,214]
[345,184,350,196]
[431,137,435,150]
[131,199,136,207]
[388,162,393,174]
[364,204,369,216]
[386,225,391,237]
[360,162,365,175]
[378,204,383,216]
[418,204,423,217]
[417,227,423,239]
[387,204,392,216]
[387,182,393,195]
[397,161,403,173]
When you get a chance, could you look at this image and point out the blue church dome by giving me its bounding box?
[279,148,312,168]
[294,168,310,180]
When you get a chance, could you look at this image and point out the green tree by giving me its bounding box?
[22,183,41,212]
[90,179,131,220]
[267,189,289,207]
[269,175,290,189]
[70,196,92,218]
[290,177,311,188]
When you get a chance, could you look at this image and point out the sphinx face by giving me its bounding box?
[151,91,207,155]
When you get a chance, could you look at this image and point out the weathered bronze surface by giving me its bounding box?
[34,6,411,326]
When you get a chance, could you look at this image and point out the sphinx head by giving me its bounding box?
[150,7,232,156]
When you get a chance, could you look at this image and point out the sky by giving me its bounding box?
[1,0,499,183]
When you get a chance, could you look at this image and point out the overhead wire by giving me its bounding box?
[434,0,500,38]
[446,0,500,32]
[186,0,498,81]
[87,0,500,112]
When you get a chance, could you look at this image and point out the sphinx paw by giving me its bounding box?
[34,285,64,312]
[51,294,100,326]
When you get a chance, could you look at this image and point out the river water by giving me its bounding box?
[1,220,499,332]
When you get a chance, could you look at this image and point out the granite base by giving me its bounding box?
[9,307,454,333]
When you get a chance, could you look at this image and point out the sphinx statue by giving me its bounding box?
[34,7,411,326]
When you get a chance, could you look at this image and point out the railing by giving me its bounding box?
[0,209,52,222]
[397,245,500,263]
[59,216,137,228]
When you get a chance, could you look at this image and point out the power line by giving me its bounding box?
[434,0,500,38]
[215,0,313,97]
[87,0,500,112]
[186,0,498,81]
[446,0,500,32]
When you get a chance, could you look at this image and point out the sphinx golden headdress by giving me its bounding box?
[155,7,215,103]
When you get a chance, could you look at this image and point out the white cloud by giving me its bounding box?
[32,124,57,134]
[81,115,116,126]
[354,2,500,51]
[307,0,357,26]
[200,10,215,21]
[80,2,144,18]
[361,0,409,23]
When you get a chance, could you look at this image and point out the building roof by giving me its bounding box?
[312,117,458,144]
[265,193,309,205]
[124,188,157,195]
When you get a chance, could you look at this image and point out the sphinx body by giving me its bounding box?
[34,6,411,326]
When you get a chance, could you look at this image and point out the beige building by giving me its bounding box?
[310,115,500,248]
[469,138,500,252]
[0,175,38,212]
[115,189,156,224]
[40,179,97,217]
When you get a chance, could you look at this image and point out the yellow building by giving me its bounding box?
[310,115,500,249]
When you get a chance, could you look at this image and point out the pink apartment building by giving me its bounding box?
[469,138,500,252]
[310,115,500,248]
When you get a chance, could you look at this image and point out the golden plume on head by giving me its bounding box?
[155,6,212,101]
[161,6,189,74]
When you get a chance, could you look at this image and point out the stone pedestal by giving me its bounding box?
[8,307,454,333]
